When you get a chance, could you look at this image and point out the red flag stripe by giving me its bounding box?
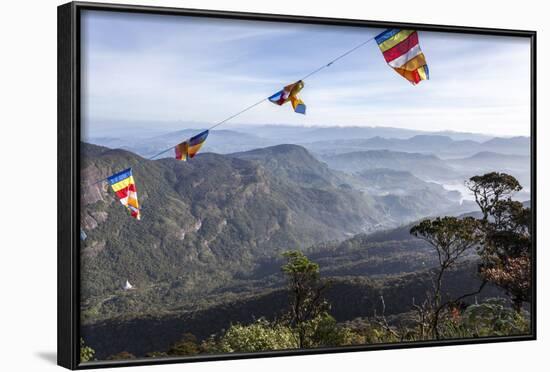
[382,31,419,63]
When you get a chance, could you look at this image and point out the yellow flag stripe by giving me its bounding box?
[188,143,205,157]
[111,176,135,192]
[378,30,415,52]
[399,53,427,72]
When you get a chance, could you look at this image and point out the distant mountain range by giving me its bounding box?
[304,134,530,158]
[448,151,529,173]
[87,123,529,160]
[89,129,273,159]
[229,145,470,223]
[321,148,529,200]
[323,149,458,181]
[80,142,471,323]
[85,122,496,144]
[87,126,530,195]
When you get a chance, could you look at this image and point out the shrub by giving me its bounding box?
[217,318,298,353]
[80,338,95,363]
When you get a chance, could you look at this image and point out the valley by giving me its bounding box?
[80,125,531,359]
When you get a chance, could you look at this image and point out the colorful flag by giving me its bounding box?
[269,80,306,114]
[175,130,209,161]
[107,168,140,220]
[175,141,189,161]
[375,29,429,85]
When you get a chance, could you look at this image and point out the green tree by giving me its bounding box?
[79,338,95,363]
[466,173,531,313]
[436,298,529,339]
[209,252,360,353]
[300,313,357,348]
[410,216,481,339]
[480,200,532,313]
[461,298,530,336]
[281,250,330,348]
[465,172,522,221]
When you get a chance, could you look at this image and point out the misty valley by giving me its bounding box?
[80,125,531,360]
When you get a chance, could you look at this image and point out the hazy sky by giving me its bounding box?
[81,10,531,137]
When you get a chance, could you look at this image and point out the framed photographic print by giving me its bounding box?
[58,1,536,369]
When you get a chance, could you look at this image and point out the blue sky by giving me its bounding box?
[81,10,531,138]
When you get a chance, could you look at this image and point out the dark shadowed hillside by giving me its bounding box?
[81,260,501,359]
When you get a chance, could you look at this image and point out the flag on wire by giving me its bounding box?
[375,29,429,85]
[107,168,141,220]
[175,130,209,161]
[269,80,306,114]
[175,141,190,161]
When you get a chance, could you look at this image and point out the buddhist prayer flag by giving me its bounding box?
[175,141,190,161]
[269,80,306,114]
[375,29,429,85]
[175,130,209,161]
[107,168,141,220]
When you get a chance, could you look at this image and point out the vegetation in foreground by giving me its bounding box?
[80,172,532,362]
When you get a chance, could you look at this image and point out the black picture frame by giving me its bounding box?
[58,1,537,369]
